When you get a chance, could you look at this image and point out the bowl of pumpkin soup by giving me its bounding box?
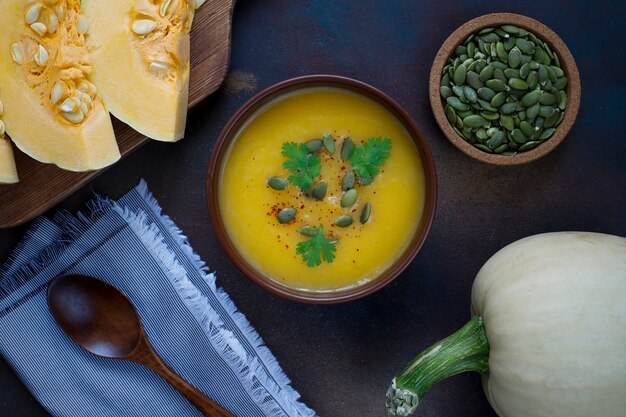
[207,75,436,303]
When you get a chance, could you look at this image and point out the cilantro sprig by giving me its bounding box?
[295,226,337,267]
[348,137,392,179]
[281,142,321,191]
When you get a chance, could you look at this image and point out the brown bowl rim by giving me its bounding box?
[206,75,438,304]
[429,12,581,165]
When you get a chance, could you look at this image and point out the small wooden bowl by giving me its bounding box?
[429,13,581,165]
[206,75,437,304]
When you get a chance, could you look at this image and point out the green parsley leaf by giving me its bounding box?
[348,137,392,179]
[281,142,321,191]
[295,225,337,267]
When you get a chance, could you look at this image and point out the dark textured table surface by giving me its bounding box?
[1,1,625,416]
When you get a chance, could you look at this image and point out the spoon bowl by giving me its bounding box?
[48,274,142,358]
[47,274,234,417]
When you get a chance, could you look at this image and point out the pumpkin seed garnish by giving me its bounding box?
[298,225,317,237]
[341,172,356,191]
[267,176,288,190]
[335,215,353,228]
[277,207,296,224]
[341,189,358,207]
[322,133,335,154]
[312,181,327,201]
[360,202,372,224]
[305,139,324,153]
[340,137,354,160]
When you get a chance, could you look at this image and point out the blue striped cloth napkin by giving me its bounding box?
[0,181,316,417]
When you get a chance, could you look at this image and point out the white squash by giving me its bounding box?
[387,232,626,417]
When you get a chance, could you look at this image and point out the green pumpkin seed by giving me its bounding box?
[539,105,555,118]
[508,46,522,68]
[305,139,324,152]
[539,128,556,140]
[360,176,373,186]
[546,65,557,82]
[466,71,483,89]
[529,61,540,70]
[267,176,289,190]
[342,172,356,191]
[550,65,564,78]
[477,99,497,112]
[335,215,353,228]
[490,61,507,70]
[493,68,506,82]
[553,77,568,90]
[533,48,546,65]
[503,36,516,51]
[534,117,545,130]
[539,93,556,105]
[526,102,540,119]
[527,71,539,89]
[500,102,517,115]
[477,87,496,101]
[474,143,493,153]
[480,32,500,43]
[490,91,507,107]
[455,114,464,129]
[444,104,456,124]
[310,181,326,200]
[441,72,450,87]
[496,41,508,62]
[502,150,517,156]
[501,24,520,34]
[558,90,567,110]
[486,79,506,92]
[538,65,549,83]
[458,109,474,118]
[341,189,358,207]
[511,128,527,144]
[341,137,354,160]
[463,86,478,103]
[520,120,534,137]
[519,63,530,79]
[463,114,485,128]
[518,140,539,151]
[487,131,505,149]
[544,111,559,128]
[493,143,509,153]
[360,202,371,224]
[515,38,535,55]
[480,111,499,121]
[447,96,470,111]
[455,45,467,56]
[467,42,476,57]
[277,207,296,224]
[322,133,335,153]
[508,78,529,90]
[298,225,317,237]
[478,27,495,34]
[452,85,465,98]
[517,110,526,121]
[500,114,515,131]
[495,28,509,38]
[521,90,541,106]
[453,65,467,85]
[476,128,489,141]
[503,68,519,79]
[479,65,494,82]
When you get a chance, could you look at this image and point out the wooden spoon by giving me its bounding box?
[47,274,234,417]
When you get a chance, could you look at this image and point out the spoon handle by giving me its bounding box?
[132,334,234,417]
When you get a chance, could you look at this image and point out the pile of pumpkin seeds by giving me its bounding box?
[440,25,568,155]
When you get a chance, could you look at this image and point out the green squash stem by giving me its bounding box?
[386,316,490,416]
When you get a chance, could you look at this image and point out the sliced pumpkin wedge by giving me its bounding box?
[83,0,204,142]
[0,136,19,184]
[0,0,120,172]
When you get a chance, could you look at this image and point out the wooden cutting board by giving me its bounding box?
[0,0,235,229]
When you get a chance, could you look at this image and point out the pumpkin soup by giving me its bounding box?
[218,87,426,292]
